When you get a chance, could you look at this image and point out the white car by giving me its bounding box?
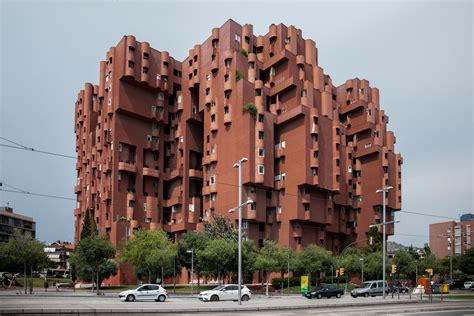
[464,281,473,289]
[198,285,251,302]
[119,284,168,302]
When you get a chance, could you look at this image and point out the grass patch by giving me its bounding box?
[434,294,474,300]
[15,277,71,288]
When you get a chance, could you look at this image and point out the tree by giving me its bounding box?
[339,247,364,276]
[177,231,209,287]
[363,251,383,280]
[392,249,417,280]
[202,213,238,241]
[197,238,236,284]
[253,240,284,296]
[119,229,177,284]
[69,235,116,294]
[81,209,92,240]
[293,245,333,286]
[0,235,53,294]
[459,249,474,275]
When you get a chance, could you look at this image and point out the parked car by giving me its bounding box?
[119,284,167,302]
[464,281,473,289]
[305,286,344,299]
[198,285,251,302]
[389,284,409,294]
[351,280,389,298]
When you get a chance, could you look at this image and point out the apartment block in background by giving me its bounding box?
[430,213,473,258]
[73,20,402,285]
[0,206,36,243]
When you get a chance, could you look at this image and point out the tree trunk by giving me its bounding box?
[96,270,100,295]
[265,271,269,297]
[23,262,27,294]
[161,266,164,286]
[148,269,151,284]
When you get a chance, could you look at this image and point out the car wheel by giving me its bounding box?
[317,294,322,299]
[210,295,219,302]
[351,295,357,298]
[241,294,250,302]
[126,294,135,302]
[336,293,341,298]
[364,293,369,298]
[157,295,166,302]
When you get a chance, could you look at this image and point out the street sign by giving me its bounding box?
[301,276,309,294]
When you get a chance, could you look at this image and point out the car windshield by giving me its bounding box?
[211,286,225,291]
[361,282,372,288]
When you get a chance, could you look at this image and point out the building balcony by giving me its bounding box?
[301,192,310,204]
[118,161,137,173]
[224,113,232,125]
[126,206,134,221]
[107,103,113,115]
[75,160,81,170]
[102,188,112,201]
[163,195,182,207]
[311,123,318,135]
[209,199,216,209]
[243,208,257,220]
[293,224,302,237]
[310,156,318,168]
[127,191,136,202]
[209,151,217,162]
[276,212,282,222]
[275,146,285,158]
[211,57,219,72]
[74,208,81,216]
[205,94,212,106]
[275,179,285,190]
[143,167,160,178]
[74,182,82,193]
[210,120,218,132]
[304,210,310,221]
[224,80,232,92]
[202,155,211,166]
[189,169,203,179]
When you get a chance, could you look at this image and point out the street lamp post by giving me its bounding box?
[360,258,364,283]
[232,157,248,305]
[373,186,394,299]
[186,249,194,296]
[229,198,253,304]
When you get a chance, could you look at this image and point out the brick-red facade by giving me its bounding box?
[74,20,402,285]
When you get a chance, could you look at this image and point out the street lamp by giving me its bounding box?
[230,156,248,305]
[228,198,253,304]
[186,249,194,296]
[360,258,364,283]
[373,186,394,299]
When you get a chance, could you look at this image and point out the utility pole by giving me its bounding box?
[360,258,364,283]
[186,249,194,296]
[287,251,290,295]
[447,229,453,282]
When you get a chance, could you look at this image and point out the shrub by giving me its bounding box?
[235,70,245,82]
[242,102,257,118]
[271,276,301,290]
[240,48,248,57]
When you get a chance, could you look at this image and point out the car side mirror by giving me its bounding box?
[221,289,226,292]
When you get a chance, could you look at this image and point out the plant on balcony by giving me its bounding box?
[242,102,257,118]
[240,48,248,58]
[235,70,245,82]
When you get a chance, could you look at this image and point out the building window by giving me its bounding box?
[128,60,134,68]
[210,175,216,185]
[235,34,241,43]
[258,131,264,140]
[270,67,275,76]
[158,92,164,101]
[156,74,161,80]
[143,67,149,74]
[248,62,255,69]
[258,148,265,157]
[258,114,264,122]
[225,59,231,68]
[258,165,264,174]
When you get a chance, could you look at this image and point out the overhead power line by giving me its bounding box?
[0,182,75,201]
[0,137,76,159]
[398,210,458,221]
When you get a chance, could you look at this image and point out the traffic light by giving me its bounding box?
[425,268,433,276]
[391,264,397,274]
[340,268,345,276]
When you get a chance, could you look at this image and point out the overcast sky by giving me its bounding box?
[1,0,472,247]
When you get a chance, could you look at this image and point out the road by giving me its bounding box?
[0,292,473,315]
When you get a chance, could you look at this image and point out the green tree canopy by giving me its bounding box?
[80,209,98,240]
[197,238,236,283]
[69,235,116,294]
[119,229,177,284]
[202,213,239,241]
[293,245,334,283]
[254,240,286,296]
[459,249,474,275]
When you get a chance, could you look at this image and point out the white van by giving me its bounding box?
[351,280,389,297]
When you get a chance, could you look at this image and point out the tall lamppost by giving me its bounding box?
[372,186,395,299]
[230,157,248,305]
[229,198,253,305]
[186,249,194,296]
[360,258,364,283]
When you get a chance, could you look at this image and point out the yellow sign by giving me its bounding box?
[425,268,433,276]
[340,268,345,276]
[301,276,309,294]
[392,264,397,274]
[336,269,340,277]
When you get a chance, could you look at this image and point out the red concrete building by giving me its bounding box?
[429,214,473,258]
[74,20,402,285]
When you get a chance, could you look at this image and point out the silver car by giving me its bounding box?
[351,280,389,297]
[119,284,168,302]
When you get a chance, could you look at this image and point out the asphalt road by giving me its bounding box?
[0,292,473,315]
